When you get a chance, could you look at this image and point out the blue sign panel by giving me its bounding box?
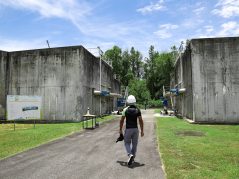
[101,91,110,96]
[117,98,126,107]
[170,88,179,95]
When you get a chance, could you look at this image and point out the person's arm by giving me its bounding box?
[138,116,144,137]
[119,116,125,134]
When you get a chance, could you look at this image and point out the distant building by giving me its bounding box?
[0,46,120,121]
[171,37,239,123]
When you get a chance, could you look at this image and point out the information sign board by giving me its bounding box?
[7,95,42,120]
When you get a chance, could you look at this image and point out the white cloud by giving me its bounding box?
[196,26,215,38]
[154,24,178,39]
[218,21,239,36]
[0,0,91,19]
[195,2,203,7]
[212,0,239,18]
[204,25,214,33]
[160,24,178,30]
[0,37,50,51]
[182,18,204,28]
[137,0,165,15]
[0,0,158,57]
[0,0,144,42]
[73,20,144,40]
[193,7,205,16]
[196,22,239,38]
[0,0,92,35]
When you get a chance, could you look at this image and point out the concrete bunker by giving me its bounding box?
[169,37,239,124]
[0,46,121,121]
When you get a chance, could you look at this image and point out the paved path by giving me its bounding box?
[0,109,165,179]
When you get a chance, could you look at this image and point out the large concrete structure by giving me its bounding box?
[0,46,120,121]
[171,37,239,123]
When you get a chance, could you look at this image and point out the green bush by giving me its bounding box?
[136,103,144,109]
[147,99,163,108]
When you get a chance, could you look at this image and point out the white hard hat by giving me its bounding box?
[127,95,136,104]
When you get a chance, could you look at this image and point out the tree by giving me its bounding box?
[104,45,175,100]
[144,45,159,98]
[121,50,133,86]
[129,47,143,79]
[144,45,174,99]
[104,46,143,87]
[148,45,159,62]
[128,79,150,104]
[170,45,178,62]
[153,52,174,97]
[104,46,122,77]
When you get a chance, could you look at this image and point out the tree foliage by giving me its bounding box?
[104,46,122,77]
[104,44,176,104]
[104,46,143,86]
[144,46,175,99]
[128,79,150,104]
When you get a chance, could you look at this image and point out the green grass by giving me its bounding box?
[155,111,239,179]
[0,115,118,159]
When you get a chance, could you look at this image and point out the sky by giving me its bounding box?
[0,0,239,57]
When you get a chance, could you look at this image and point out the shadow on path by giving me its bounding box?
[116,161,145,169]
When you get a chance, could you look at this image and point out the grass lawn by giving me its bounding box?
[0,115,118,160]
[155,110,239,179]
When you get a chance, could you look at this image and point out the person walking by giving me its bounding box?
[119,95,144,166]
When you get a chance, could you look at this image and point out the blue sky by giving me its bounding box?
[0,0,239,57]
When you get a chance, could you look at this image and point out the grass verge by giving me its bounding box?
[155,111,239,179]
[0,115,118,159]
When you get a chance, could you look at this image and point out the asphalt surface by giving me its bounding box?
[0,109,165,179]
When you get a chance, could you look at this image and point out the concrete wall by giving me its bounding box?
[171,46,193,119]
[1,46,120,121]
[0,51,8,119]
[191,37,239,123]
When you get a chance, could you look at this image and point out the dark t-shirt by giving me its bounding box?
[124,105,141,129]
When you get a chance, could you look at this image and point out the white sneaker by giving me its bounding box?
[127,154,134,166]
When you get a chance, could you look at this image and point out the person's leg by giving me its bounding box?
[124,129,132,156]
[131,128,139,158]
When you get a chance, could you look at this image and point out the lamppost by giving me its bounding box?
[97,47,103,116]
